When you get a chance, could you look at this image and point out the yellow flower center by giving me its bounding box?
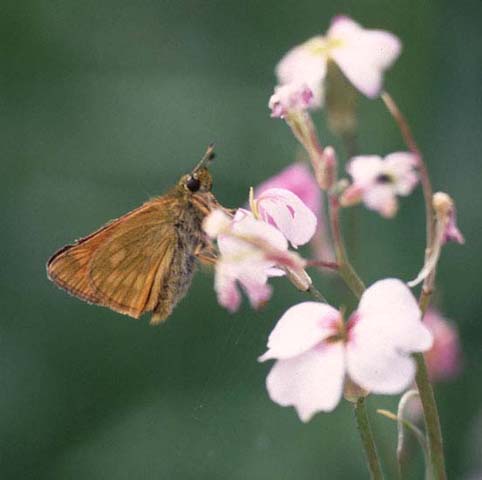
[304,36,344,57]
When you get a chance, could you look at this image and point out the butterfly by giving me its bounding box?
[47,145,221,324]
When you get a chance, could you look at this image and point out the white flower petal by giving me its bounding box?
[363,184,398,218]
[264,342,345,421]
[384,152,419,195]
[276,42,327,106]
[345,279,433,393]
[259,302,340,361]
[347,155,384,187]
[346,342,416,394]
[257,188,317,248]
[230,208,289,252]
[328,17,401,98]
[355,279,433,353]
[202,209,231,238]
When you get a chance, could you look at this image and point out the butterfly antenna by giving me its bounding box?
[193,143,216,172]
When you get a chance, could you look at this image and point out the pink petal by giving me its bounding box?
[259,302,340,361]
[264,342,345,421]
[328,17,401,98]
[254,163,321,217]
[424,308,462,382]
[256,188,317,248]
[346,279,433,393]
[215,264,242,313]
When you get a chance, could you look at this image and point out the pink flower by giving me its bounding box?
[259,279,432,421]
[251,187,317,248]
[254,163,321,217]
[424,308,462,382]
[269,83,315,118]
[276,16,401,106]
[341,152,418,218]
[253,163,335,261]
[204,209,309,312]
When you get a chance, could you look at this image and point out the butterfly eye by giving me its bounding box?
[186,176,201,192]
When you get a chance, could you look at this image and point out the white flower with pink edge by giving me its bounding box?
[275,16,401,107]
[341,152,419,218]
[259,279,432,422]
[252,187,317,248]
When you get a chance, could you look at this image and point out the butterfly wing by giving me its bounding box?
[47,197,196,322]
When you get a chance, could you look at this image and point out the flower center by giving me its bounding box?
[325,315,348,343]
[304,36,344,56]
[376,173,394,184]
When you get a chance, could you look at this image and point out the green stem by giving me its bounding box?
[382,91,446,480]
[354,398,385,480]
[414,354,446,480]
[329,195,365,299]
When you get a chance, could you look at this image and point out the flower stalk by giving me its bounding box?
[354,398,385,480]
[381,91,447,480]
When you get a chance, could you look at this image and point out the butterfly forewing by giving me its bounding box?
[89,215,176,319]
[47,196,200,322]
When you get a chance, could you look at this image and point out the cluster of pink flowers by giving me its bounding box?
[203,15,464,425]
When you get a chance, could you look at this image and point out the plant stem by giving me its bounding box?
[328,195,365,299]
[414,353,446,480]
[381,92,435,253]
[354,398,385,480]
[327,194,382,479]
[381,91,447,480]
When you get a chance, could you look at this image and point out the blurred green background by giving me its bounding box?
[1,0,481,478]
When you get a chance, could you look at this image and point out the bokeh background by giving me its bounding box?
[1,0,481,478]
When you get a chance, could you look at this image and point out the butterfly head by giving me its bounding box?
[179,144,216,194]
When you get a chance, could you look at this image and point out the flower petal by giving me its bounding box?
[355,279,433,352]
[346,279,433,393]
[347,342,416,394]
[214,263,242,313]
[254,163,321,217]
[424,308,462,382]
[328,17,401,98]
[384,152,419,195]
[256,188,317,248]
[203,209,232,238]
[259,302,340,361]
[229,208,289,251]
[276,41,327,106]
[363,184,398,218]
[264,342,345,421]
[346,155,384,187]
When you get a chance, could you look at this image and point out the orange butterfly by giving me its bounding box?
[47,145,221,324]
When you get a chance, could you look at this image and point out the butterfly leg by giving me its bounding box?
[194,243,217,265]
